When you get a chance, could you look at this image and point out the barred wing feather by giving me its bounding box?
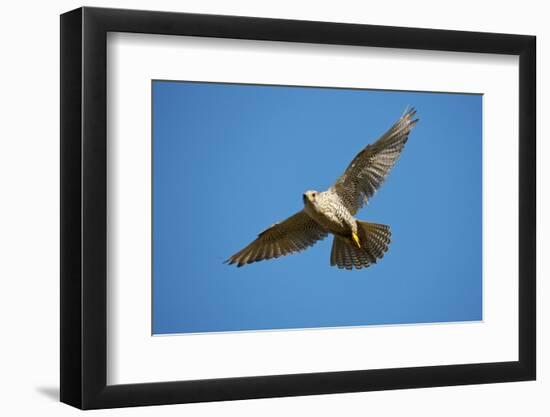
[225,211,328,267]
[330,108,418,215]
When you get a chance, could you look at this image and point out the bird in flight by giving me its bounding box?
[226,107,418,270]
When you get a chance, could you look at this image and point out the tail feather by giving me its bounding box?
[330,221,391,270]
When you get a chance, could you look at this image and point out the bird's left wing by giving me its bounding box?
[330,107,418,215]
[226,211,328,267]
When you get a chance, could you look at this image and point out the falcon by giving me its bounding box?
[226,107,418,270]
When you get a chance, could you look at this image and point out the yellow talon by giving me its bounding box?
[351,232,361,248]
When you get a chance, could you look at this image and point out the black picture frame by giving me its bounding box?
[60,6,536,410]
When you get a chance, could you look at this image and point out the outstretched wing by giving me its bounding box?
[226,211,328,267]
[330,107,418,215]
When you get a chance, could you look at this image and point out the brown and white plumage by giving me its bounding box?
[225,211,328,267]
[331,107,418,214]
[330,222,391,269]
[226,107,418,269]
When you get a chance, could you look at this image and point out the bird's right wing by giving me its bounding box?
[226,211,328,267]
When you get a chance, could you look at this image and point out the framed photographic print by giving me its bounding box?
[60,6,536,410]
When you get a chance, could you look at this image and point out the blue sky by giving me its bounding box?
[152,80,482,335]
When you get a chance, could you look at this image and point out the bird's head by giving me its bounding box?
[302,190,319,206]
